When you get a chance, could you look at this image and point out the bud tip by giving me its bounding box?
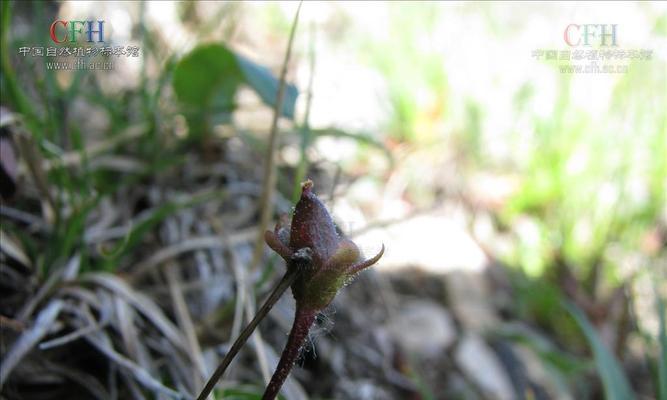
[301,179,314,193]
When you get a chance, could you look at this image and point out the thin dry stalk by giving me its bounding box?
[226,246,248,375]
[16,131,56,223]
[127,229,257,283]
[0,299,64,385]
[248,1,303,275]
[165,262,208,393]
[195,269,298,400]
[84,331,183,399]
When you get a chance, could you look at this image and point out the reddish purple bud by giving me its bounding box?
[289,180,339,265]
[265,180,384,310]
[262,180,384,400]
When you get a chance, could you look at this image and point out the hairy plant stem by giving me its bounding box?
[262,306,317,400]
[196,269,298,400]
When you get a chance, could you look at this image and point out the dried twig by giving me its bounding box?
[196,4,303,397]
[17,253,80,321]
[291,22,317,204]
[42,124,147,171]
[248,1,303,274]
[0,205,50,233]
[0,299,64,385]
[84,331,183,399]
[83,273,188,353]
[195,269,298,400]
[226,246,248,375]
[127,230,256,283]
[165,262,208,393]
[16,128,56,223]
[243,275,272,385]
[38,318,106,350]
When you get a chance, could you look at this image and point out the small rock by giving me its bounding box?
[352,214,489,274]
[385,300,456,356]
[446,271,499,332]
[455,334,515,400]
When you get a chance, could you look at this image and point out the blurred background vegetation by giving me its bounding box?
[1,2,665,400]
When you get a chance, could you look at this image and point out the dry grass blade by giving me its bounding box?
[16,130,56,223]
[163,353,192,395]
[112,296,153,373]
[86,198,120,241]
[248,1,303,274]
[0,205,50,233]
[88,155,146,173]
[38,296,108,351]
[42,124,147,170]
[225,241,249,378]
[41,359,111,400]
[228,249,247,357]
[113,295,134,348]
[83,273,188,353]
[165,262,208,393]
[228,246,271,384]
[291,21,317,204]
[196,269,299,400]
[61,252,83,280]
[17,253,81,321]
[148,332,200,398]
[246,292,271,384]
[148,335,193,395]
[119,369,145,400]
[58,286,102,310]
[84,331,183,399]
[0,229,32,270]
[127,229,257,283]
[38,317,106,350]
[0,299,64,385]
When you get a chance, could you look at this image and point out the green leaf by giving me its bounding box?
[563,300,635,400]
[173,43,298,120]
[45,199,99,273]
[172,43,241,109]
[99,200,181,269]
[496,324,586,375]
[235,53,298,119]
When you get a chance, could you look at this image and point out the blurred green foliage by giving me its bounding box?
[360,3,448,143]
[565,300,635,400]
[346,4,665,396]
[349,3,666,287]
[503,62,666,282]
[173,43,298,139]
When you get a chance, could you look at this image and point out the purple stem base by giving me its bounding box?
[262,307,317,400]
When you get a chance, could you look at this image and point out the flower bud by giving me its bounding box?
[264,180,384,310]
